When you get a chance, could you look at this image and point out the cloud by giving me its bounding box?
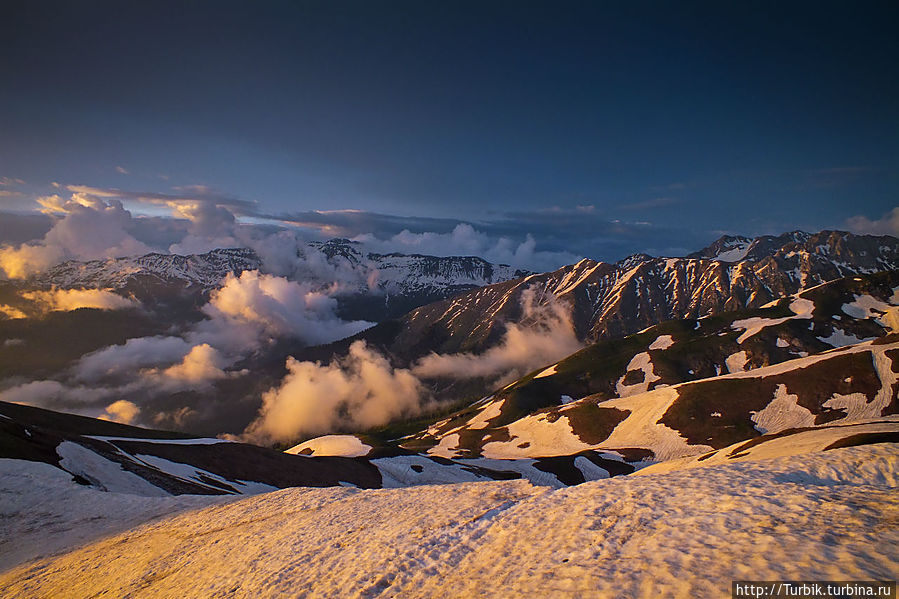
[278,210,586,270]
[0,380,119,409]
[846,207,899,237]
[74,336,193,382]
[100,400,140,424]
[411,288,583,384]
[353,223,579,272]
[61,184,266,256]
[244,340,426,444]
[0,242,65,279]
[21,288,138,312]
[73,338,231,397]
[0,193,152,278]
[167,199,243,254]
[195,270,372,352]
[244,287,583,443]
[0,304,27,319]
[71,270,371,396]
[65,184,259,218]
[2,182,701,278]
[154,343,230,388]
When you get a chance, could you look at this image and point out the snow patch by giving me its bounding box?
[818,328,873,348]
[615,352,660,397]
[466,399,505,430]
[481,414,591,459]
[533,364,558,379]
[648,334,675,350]
[429,433,463,459]
[731,298,814,344]
[135,454,277,495]
[725,350,749,374]
[842,294,891,319]
[751,384,816,434]
[372,456,488,487]
[56,442,169,497]
[85,436,232,445]
[285,435,372,458]
[599,387,710,461]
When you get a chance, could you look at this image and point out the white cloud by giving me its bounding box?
[196,270,372,352]
[74,336,193,383]
[243,288,583,443]
[353,223,579,272]
[846,207,899,236]
[168,201,241,254]
[152,343,230,388]
[244,340,426,444]
[0,193,151,279]
[411,288,583,384]
[0,380,119,407]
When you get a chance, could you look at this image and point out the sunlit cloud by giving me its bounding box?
[21,288,139,312]
[100,399,140,424]
[0,194,151,278]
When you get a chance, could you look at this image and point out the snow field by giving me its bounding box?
[0,459,232,572]
[1,445,896,598]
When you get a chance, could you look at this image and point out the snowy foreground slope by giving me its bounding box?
[2,444,897,598]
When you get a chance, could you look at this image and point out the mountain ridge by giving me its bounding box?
[352,230,899,364]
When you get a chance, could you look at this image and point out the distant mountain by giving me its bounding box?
[346,230,899,363]
[36,247,263,290]
[24,240,529,322]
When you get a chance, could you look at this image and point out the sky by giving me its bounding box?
[1,0,897,267]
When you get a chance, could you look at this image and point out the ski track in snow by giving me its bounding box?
[1,445,897,598]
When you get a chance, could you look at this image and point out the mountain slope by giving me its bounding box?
[2,443,896,596]
[0,400,383,494]
[346,231,899,363]
[383,271,899,460]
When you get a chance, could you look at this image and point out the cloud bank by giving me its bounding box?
[0,194,151,278]
[0,184,693,281]
[244,289,583,444]
[195,270,373,352]
[245,340,425,444]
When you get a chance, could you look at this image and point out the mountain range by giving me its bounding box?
[342,230,899,365]
[23,239,528,322]
[1,229,897,493]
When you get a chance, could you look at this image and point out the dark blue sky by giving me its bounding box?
[1,0,897,261]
